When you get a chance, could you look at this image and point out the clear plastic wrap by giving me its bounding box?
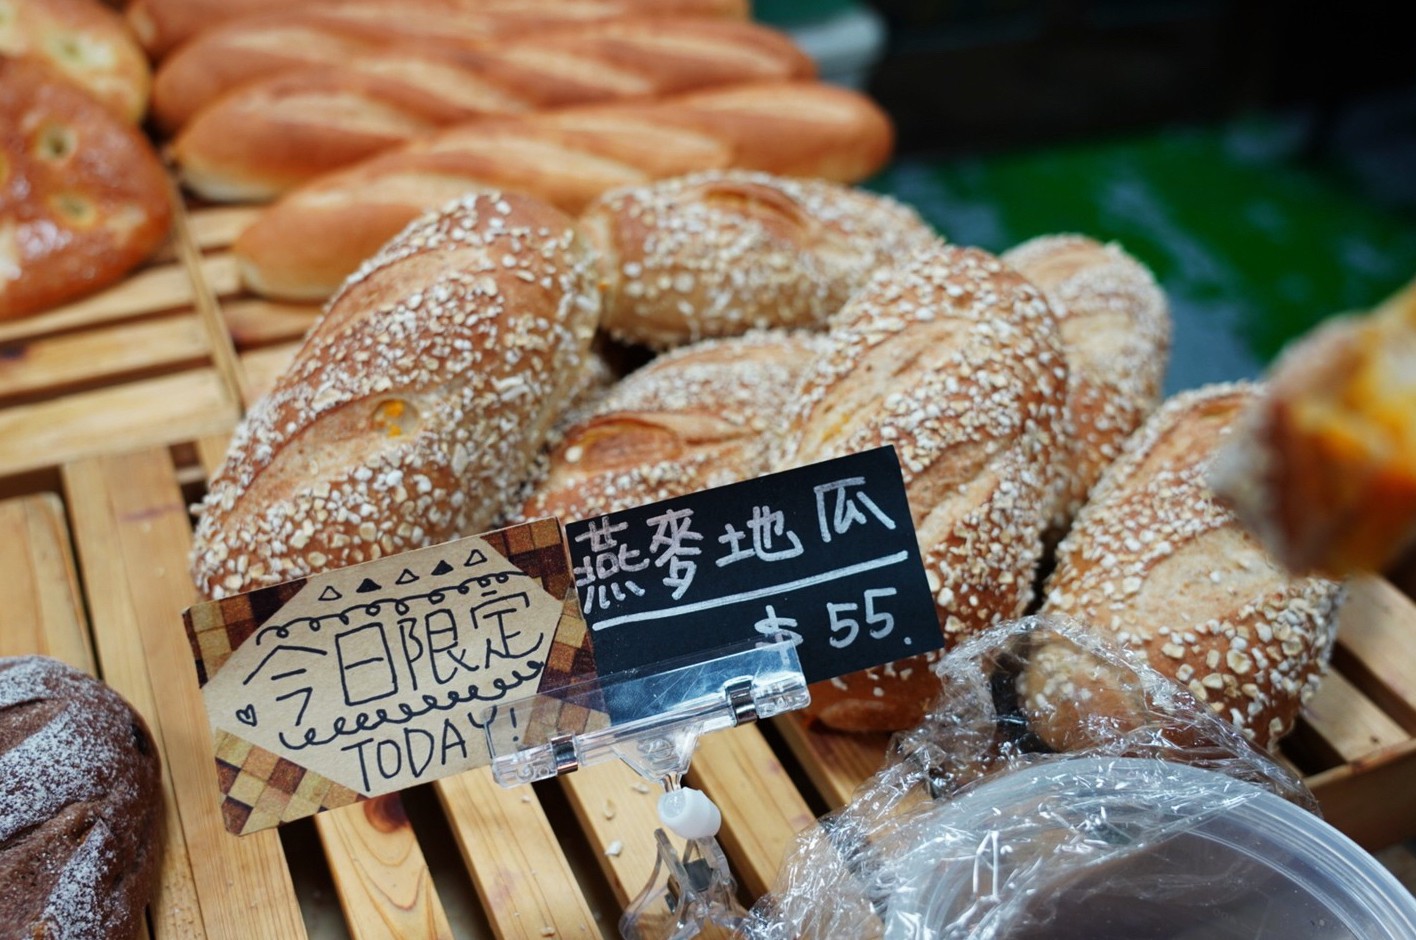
[744,615,1340,940]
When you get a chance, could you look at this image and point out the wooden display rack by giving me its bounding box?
[3,184,1415,938]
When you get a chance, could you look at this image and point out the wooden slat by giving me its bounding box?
[240,343,300,403]
[1308,739,1416,850]
[687,726,815,897]
[1297,671,1409,765]
[203,253,245,297]
[64,450,306,939]
[0,316,208,402]
[1334,576,1416,732]
[0,369,238,477]
[188,207,262,252]
[0,494,93,671]
[772,714,887,810]
[435,768,601,938]
[0,263,200,343]
[223,299,320,349]
[560,761,666,906]
[315,798,455,940]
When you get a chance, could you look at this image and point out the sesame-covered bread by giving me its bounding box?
[0,656,162,940]
[778,244,1068,732]
[190,192,600,599]
[523,330,827,523]
[582,171,938,349]
[1021,383,1346,750]
[1002,234,1171,528]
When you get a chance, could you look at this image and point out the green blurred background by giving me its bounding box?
[758,0,1416,392]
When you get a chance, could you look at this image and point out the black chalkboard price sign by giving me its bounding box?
[565,446,941,689]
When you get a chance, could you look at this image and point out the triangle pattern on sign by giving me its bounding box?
[464,548,487,567]
[395,568,419,585]
[431,559,454,577]
[318,585,342,602]
[356,577,382,594]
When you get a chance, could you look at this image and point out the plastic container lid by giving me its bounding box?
[880,757,1416,939]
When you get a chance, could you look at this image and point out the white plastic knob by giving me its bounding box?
[657,787,722,840]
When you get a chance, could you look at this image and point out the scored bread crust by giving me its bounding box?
[231,81,895,300]
[778,244,1069,732]
[1,0,151,123]
[1001,234,1171,528]
[0,656,162,940]
[522,330,828,524]
[1022,383,1346,750]
[582,170,939,349]
[190,192,600,599]
[0,58,172,321]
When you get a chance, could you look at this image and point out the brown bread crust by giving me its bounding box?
[779,245,1068,732]
[190,192,600,599]
[0,656,161,940]
[0,0,150,123]
[1021,383,1346,750]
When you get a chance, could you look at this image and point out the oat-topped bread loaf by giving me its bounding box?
[0,58,172,320]
[1,656,161,940]
[0,0,150,123]
[1002,234,1171,528]
[523,330,828,523]
[190,191,600,599]
[1021,383,1346,750]
[581,171,938,348]
[777,244,1068,732]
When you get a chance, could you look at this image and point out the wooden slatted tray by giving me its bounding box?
[3,436,1415,938]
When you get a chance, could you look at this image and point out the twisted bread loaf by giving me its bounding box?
[191,192,599,599]
[523,331,828,524]
[150,0,749,128]
[232,81,894,300]
[1020,383,1345,750]
[777,245,1068,732]
[1,59,172,320]
[0,0,150,123]
[0,656,161,940]
[171,20,814,188]
[1001,235,1171,528]
[581,171,938,349]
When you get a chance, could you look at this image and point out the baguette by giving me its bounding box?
[232,81,895,300]
[0,0,150,123]
[1001,235,1171,528]
[170,20,814,185]
[523,330,829,523]
[1210,278,1416,576]
[581,171,938,348]
[777,245,1069,732]
[190,192,600,599]
[1,58,172,320]
[149,0,749,128]
[1020,383,1346,750]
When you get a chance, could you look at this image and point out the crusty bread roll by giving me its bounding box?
[1,58,172,321]
[581,171,939,349]
[778,245,1069,732]
[232,81,895,301]
[130,0,748,62]
[149,0,750,127]
[190,192,599,599]
[170,20,814,185]
[1002,234,1171,528]
[1210,278,1416,577]
[0,0,150,123]
[1020,383,1346,750]
[522,330,828,523]
[0,656,162,940]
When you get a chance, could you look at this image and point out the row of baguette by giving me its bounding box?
[3,0,893,319]
[190,170,1343,749]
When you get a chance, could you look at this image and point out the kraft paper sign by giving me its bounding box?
[184,518,600,835]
